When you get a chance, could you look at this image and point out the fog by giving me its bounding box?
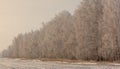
[0,0,80,52]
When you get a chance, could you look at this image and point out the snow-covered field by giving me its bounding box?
[0,58,120,69]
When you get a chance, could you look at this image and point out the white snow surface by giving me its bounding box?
[0,58,120,69]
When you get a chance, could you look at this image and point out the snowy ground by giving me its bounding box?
[0,58,120,69]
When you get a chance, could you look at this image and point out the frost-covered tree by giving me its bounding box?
[98,0,120,61]
[74,0,103,60]
[2,0,120,61]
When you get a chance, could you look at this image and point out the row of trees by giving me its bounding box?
[2,0,120,61]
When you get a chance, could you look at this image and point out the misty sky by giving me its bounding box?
[0,0,81,52]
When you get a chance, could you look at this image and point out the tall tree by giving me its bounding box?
[98,0,120,61]
[74,0,103,60]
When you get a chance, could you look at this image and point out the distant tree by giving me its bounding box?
[2,0,120,62]
[41,11,75,59]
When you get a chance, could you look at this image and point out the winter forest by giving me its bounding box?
[2,0,120,62]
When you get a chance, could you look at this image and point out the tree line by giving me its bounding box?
[2,0,120,61]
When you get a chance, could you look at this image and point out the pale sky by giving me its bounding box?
[0,0,81,52]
